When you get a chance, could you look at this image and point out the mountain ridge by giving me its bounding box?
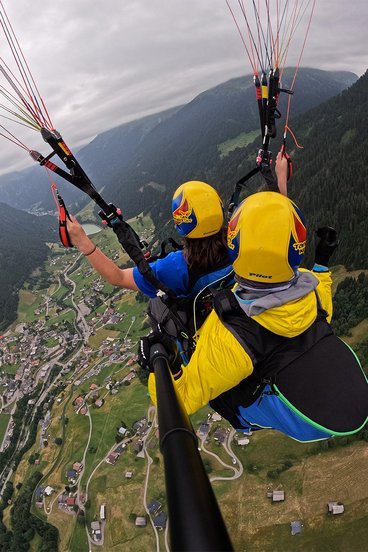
[0,68,357,217]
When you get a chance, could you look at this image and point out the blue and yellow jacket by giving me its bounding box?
[148,269,332,414]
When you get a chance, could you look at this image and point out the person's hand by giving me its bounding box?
[66,214,95,254]
[314,226,339,267]
[275,151,288,196]
[138,333,182,379]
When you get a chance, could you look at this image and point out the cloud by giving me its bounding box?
[0,0,366,176]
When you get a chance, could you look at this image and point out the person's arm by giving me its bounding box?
[66,215,138,290]
[261,152,288,196]
[311,226,338,322]
[275,151,288,196]
[148,311,254,415]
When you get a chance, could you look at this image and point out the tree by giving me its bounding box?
[54,437,63,446]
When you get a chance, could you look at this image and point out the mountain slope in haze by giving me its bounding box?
[96,68,358,220]
[0,69,357,217]
[0,107,180,212]
[0,204,57,331]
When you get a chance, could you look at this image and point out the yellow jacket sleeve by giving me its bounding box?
[313,270,333,323]
[148,310,254,415]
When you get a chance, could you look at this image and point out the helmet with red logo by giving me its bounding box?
[172,181,224,238]
[227,192,307,283]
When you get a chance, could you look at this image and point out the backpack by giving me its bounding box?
[209,289,368,436]
[147,265,234,365]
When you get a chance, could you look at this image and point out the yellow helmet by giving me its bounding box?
[227,192,307,283]
[172,181,224,238]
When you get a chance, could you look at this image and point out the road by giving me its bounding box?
[199,427,243,483]
[141,406,162,552]
[63,255,90,343]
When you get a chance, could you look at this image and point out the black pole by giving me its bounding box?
[152,346,233,552]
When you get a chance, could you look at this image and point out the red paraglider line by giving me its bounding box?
[0,0,53,128]
[0,124,30,150]
[284,0,316,131]
[226,0,257,73]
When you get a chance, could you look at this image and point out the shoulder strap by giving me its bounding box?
[148,238,183,263]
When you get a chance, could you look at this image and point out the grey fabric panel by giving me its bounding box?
[234,272,319,317]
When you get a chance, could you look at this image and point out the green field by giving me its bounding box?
[0,412,10,442]
[218,130,260,158]
[81,378,150,487]
[1,362,20,375]
[17,289,44,322]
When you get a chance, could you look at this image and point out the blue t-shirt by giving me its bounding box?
[133,251,191,298]
[133,250,233,299]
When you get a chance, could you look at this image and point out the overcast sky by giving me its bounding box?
[0,0,366,176]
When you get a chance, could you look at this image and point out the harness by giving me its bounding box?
[147,264,234,365]
[209,289,368,435]
[228,69,294,216]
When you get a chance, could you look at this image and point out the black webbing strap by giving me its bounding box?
[111,219,176,298]
[148,238,183,262]
[228,165,261,216]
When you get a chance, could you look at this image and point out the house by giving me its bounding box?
[35,487,44,500]
[135,516,147,527]
[79,406,88,416]
[34,458,41,465]
[123,371,136,383]
[73,462,83,473]
[44,486,54,496]
[67,469,77,481]
[125,471,133,479]
[95,399,104,408]
[290,520,302,535]
[106,452,120,465]
[133,441,143,455]
[66,497,75,507]
[74,396,84,408]
[327,502,345,515]
[91,520,102,541]
[91,521,101,531]
[153,512,167,530]
[100,504,106,520]
[198,423,210,437]
[118,426,127,436]
[35,501,43,509]
[133,418,147,433]
[236,437,250,446]
[210,412,222,422]
[272,490,285,502]
[148,499,162,516]
[213,427,227,443]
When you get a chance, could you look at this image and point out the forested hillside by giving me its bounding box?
[287,70,368,270]
[0,69,356,217]
[0,108,180,213]
[0,204,56,330]
[144,69,367,262]
[99,68,358,222]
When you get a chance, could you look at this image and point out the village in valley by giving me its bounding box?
[0,219,365,552]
